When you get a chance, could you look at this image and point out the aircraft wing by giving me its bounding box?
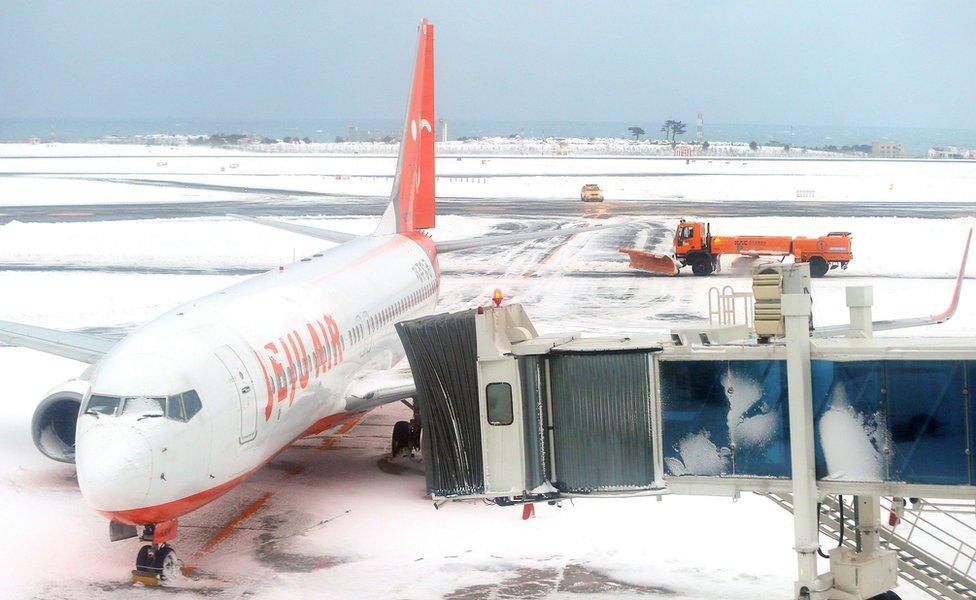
[813,228,972,337]
[229,214,360,244]
[435,223,613,254]
[0,320,116,363]
[343,365,416,413]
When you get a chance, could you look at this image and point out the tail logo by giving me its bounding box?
[411,118,433,142]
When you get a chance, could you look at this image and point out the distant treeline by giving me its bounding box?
[806,143,871,153]
[188,133,312,146]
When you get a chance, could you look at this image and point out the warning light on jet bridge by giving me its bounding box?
[492,288,504,307]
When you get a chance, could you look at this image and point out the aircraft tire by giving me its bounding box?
[155,546,178,581]
[135,544,154,572]
[392,420,412,456]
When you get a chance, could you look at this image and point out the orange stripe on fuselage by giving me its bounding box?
[98,411,366,526]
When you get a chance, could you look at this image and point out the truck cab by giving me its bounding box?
[674,220,717,275]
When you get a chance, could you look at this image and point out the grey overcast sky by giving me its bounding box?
[1,1,974,128]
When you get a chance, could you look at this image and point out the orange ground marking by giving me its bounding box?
[522,232,579,278]
[182,415,367,574]
[320,414,366,450]
[183,491,272,574]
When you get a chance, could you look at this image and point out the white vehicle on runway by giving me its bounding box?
[0,19,599,581]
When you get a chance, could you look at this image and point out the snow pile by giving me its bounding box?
[668,431,730,476]
[723,370,780,450]
[818,386,885,481]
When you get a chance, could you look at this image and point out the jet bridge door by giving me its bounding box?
[215,345,258,444]
[479,358,526,495]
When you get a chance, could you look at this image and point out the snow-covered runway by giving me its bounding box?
[1,146,973,598]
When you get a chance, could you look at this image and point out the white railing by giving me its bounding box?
[708,286,754,327]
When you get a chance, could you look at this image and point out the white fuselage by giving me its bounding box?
[73,232,439,524]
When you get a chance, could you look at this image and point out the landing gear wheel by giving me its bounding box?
[808,256,829,278]
[135,544,154,572]
[154,546,178,581]
[391,420,412,457]
[407,418,422,453]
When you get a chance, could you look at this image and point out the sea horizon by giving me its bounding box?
[2,117,976,157]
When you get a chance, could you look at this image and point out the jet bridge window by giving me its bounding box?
[486,382,514,426]
[85,394,120,416]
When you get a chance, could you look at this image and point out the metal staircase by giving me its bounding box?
[765,493,976,599]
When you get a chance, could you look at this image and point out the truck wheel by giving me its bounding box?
[690,255,714,276]
[808,256,828,278]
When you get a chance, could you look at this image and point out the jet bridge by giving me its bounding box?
[396,263,976,600]
[396,305,665,501]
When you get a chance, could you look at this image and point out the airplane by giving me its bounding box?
[0,19,606,581]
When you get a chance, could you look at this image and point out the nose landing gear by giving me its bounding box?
[391,400,422,458]
[133,544,178,584]
[130,521,180,586]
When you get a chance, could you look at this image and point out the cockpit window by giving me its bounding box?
[165,390,202,422]
[165,395,185,421]
[86,394,120,416]
[83,392,201,421]
[181,390,202,420]
[121,396,166,417]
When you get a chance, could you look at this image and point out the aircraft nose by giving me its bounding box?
[76,422,153,510]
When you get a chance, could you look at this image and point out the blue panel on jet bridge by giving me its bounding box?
[886,361,968,486]
[810,360,885,482]
[661,358,976,486]
[811,360,971,486]
[971,362,976,486]
[660,360,791,478]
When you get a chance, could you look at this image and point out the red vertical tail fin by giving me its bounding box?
[377,19,435,234]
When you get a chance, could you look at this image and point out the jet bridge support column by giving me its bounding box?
[847,287,884,557]
[845,286,874,339]
[782,282,823,598]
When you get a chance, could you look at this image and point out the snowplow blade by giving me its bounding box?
[619,248,680,276]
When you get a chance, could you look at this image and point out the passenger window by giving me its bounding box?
[86,394,119,416]
[166,395,185,421]
[182,390,202,420]
[486,382,514,426]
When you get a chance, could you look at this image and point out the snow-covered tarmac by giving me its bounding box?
[0,146,974,598]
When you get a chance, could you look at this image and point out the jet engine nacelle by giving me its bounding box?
[32,378,90,463]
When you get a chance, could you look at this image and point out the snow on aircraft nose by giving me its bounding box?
[76,422,153,511]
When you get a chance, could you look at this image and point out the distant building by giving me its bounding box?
[928,146,972,159]
[871,140,906,158]
[674,145,694,157]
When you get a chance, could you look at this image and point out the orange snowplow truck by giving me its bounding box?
[620,220,852,277]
